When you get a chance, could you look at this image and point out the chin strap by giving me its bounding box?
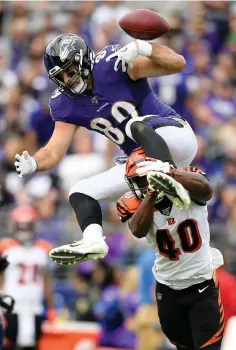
[72,76,88,94]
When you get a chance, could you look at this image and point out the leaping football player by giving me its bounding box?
[14,34,197,265]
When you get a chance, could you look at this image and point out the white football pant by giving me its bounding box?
[69,122,198,201]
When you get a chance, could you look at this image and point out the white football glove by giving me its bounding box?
[136,160,174,177]
[14,151,38,178]
[106,40,152,72]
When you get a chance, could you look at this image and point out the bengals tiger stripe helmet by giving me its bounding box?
[125,147,157,199]
[10,206,38,244]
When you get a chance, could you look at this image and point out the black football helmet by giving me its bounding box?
[44,34,95,97]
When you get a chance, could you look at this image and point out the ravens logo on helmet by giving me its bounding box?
[44,34,95,97]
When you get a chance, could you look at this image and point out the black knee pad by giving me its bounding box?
[69,193,102,231]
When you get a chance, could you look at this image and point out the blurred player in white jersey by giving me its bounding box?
[0,256,15,349]
[0,205,56,350]
[116,147,224,350]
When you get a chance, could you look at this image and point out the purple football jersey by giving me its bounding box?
[49,45,179,155]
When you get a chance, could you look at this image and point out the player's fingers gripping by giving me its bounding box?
[15,154,22,161]
[136,160,163,176]
[137,161,158,167]
[136,161,155,176]
[15,166,22,178]
[14,151,37,177]
[114,57,121,72]
[106,43,138,72]
[106,53,121,71]
[136,167,152,177]
[137,160,174,177]
[122,59,127,73]
[14,155,23,178]
[105,52,116,63]
[14,161,20,171]
[22,150,30,159]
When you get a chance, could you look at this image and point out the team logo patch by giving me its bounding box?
[156,292,162,300]
[113,155,128,165]
[91,96,99,104]
[162,207,171,216]
[59,37,77,62]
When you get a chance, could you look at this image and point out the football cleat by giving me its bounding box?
[49,237,109,266]
[147,171,190,210]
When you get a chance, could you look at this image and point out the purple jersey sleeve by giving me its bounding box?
[49,89,75,122]
[93,44,131,85]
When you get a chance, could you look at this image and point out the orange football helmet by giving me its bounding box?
[10,205,38,244]
[125,147,157,199]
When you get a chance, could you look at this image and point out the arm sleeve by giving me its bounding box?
[49,90,74,123]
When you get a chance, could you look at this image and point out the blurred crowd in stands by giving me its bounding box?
[0,1,236,349]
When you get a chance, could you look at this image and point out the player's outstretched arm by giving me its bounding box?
[128,192,158,239]
[33,121,77,171]
[128,42,186,80]
[106,40,185,79]
[15,121,77,177]
[172,168,212,203]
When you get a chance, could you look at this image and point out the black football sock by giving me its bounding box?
[131,121,176,167]
[69,193,102,231]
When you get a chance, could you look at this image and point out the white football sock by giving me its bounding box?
[83,224,104,241]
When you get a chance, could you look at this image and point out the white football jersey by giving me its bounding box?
[146,201,223,290]
[0,239,51,314]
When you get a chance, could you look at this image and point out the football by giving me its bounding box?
[119,9,170,40]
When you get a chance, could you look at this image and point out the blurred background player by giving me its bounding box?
[93,265,139,349]
[117,148,224,349]
[0,256,15,350]
[0,205,56,350]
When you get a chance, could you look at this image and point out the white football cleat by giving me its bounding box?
[147,171,190,210]
[49,237,109,266]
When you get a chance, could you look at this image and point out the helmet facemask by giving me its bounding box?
[10,206,38,246]
[49,52,90,97]
[44,34,95,98]
[12,221,35,246]
[125,173,149,200]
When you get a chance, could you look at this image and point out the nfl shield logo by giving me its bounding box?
[156,292,162,300]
